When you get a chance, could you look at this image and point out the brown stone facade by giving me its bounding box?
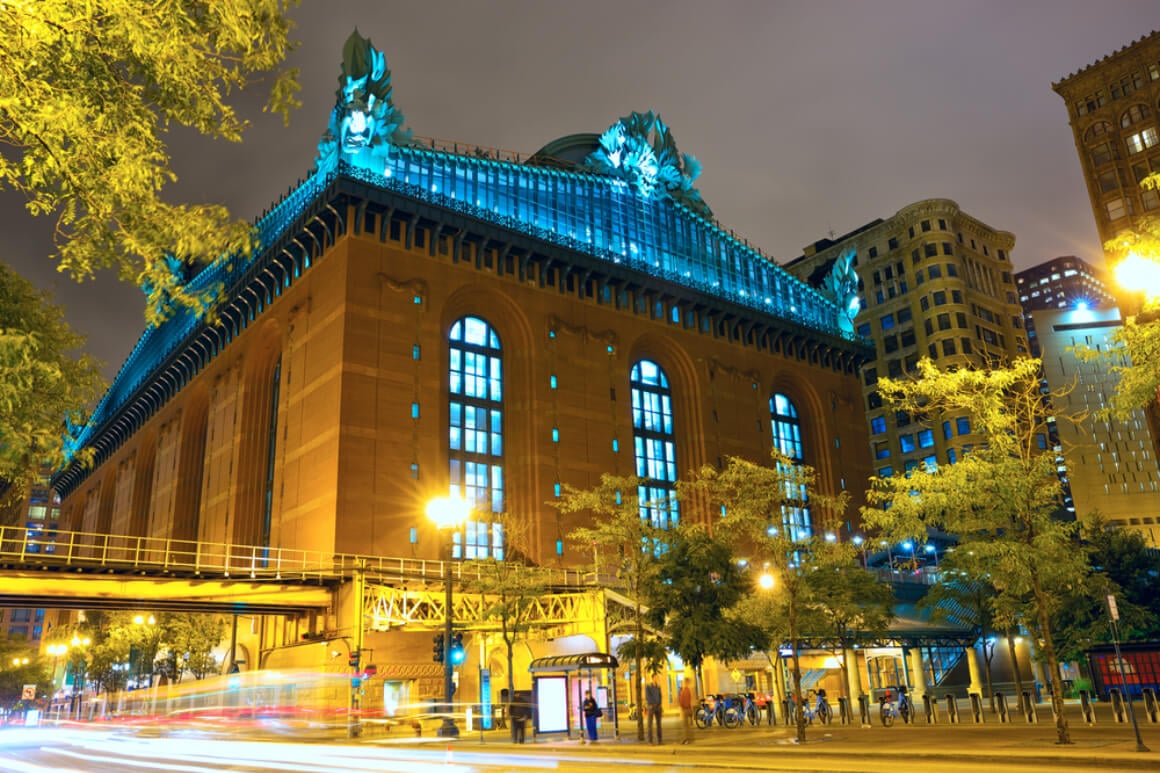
[59,200,873,570]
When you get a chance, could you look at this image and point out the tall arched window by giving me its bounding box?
[448,316,504,559]
[631,360,678,528]
[771,392,810,540]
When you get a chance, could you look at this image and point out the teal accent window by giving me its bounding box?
[448,316,504,558]
[552,427,559,443]
[411,402,420,419]
[878,466,894,477]
[770,392,810,541]
[942,420,952,440]
[947,449,957,464]
[870,416,887,435]
[770,393,803,459]
[956,417,971,435]
[554,482,561,497]
[918,429,934,448]
[550,374,557,389]
[413,345,421,360]
[612,439,619,452]
[631,360,678,528]
[899,434,916,454]
[413,295,422,304]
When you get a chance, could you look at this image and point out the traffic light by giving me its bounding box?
[348,649,361,669]
[432,633,445,663]
[449,632,465,666]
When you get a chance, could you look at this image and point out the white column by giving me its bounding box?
[844,647,863,699]
[966,645,984,696]
[907,647,927,704]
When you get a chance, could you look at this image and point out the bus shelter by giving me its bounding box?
[528,652,619,739]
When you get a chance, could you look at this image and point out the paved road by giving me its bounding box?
[0,710,1156,772]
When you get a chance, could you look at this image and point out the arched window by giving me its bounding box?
[631,360,678,528]
[771,392,810,541]
[1120,104,1151,128]
[448,316,504,559]
[1083,121,1113,143]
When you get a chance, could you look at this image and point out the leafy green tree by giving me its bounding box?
[0,640,51,708]
[154,613,228,684]
[644,522,767,696]
[863,357,1087,744]
[1084,173,1160,416]
[682,450,851,743]
[461,512,550,742]
[556,474,667,742]
[1050,518,1160,662]
[0,263,103,513]
[802,563,895,701]
[0,1,300,323]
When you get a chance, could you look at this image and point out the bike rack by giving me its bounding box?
[1079,689,1096,725]
[1021,691,1037,723]
[1109,688,1127,723]
[968,692,985,724]
[1142,688,1158,723]
[995,692,1009,723]
[944,693,959,724]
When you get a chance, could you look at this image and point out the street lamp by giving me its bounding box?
[46,643,68,693]
[426,495,471,739]
[852,535,867,568]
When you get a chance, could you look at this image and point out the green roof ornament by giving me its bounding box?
[316,30,416,173]
[583,110,711,218]
[821,248,861,335]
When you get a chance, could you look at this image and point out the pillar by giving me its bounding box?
[966,645,984,696]
[844,647,863,698]
[907,646,927,703]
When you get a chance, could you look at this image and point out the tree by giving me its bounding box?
[862,357,1088,744]
[682,450,851,743]
[0,640,51,709]
[1050,518,1160,663]
[154,613,228,684]
[461,512,550,742]
[1085,173,1160,416]
[0,1,300,323]
[644,522,767,697]
[0,262,103,513]
[802,563,895,701]
[556,474,668,742]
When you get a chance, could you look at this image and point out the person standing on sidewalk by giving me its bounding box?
[645,675,664,744]
[678,680,694,744]
[582,690,600,743]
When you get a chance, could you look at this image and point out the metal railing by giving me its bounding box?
[0,525,594,587]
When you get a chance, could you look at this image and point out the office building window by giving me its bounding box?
[632,360,678,529]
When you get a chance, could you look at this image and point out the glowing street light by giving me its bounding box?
[1115,253,1160,303]
[426,496,471,738]
[46,643,68,691]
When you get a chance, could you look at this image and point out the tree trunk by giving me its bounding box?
[1031,576,1072,745]
[982,638,996,713]
[634,604,645,741]
[1006,630,1025,715]
[788,594,807,743]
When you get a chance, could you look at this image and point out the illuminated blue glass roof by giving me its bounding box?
[58,31,860,490]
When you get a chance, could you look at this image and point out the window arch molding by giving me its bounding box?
[1120,103,1151,128]
[1083,121,1113,143]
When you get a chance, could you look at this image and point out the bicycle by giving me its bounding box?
[797,690,831,725]
[737,693,759,726]
[879,695,900,727]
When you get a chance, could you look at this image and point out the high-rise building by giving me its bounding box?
[1028,305,1160,547]
[1015,255,1116,358]
[1052,31,1160,252]
[785,199,1026,481]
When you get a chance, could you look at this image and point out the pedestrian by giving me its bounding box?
[678,680,694,744]
[509,697,527,744]
[645,675,663,744]
[582,690,600,743]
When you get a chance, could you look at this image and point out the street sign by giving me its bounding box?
[21,684,35,700]
[1107,594,1120,622]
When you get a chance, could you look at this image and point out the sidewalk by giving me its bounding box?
[383,710,1159,771]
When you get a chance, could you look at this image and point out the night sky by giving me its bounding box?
[5,1,1158,384]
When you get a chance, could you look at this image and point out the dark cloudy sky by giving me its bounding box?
[5,1,1158,383]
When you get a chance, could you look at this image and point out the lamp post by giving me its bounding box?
[46,643,68,699]
[852,535,867,568]
[427,495,471,739]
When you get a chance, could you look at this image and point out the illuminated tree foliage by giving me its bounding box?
[0,263,102,512]
[556,474,667,742]
[461,512,550,742]
[682,450,851,744]
[0,1,300,323]
[1092,173,1160,416]
[862,357,1087,745]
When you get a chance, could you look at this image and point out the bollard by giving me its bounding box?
[945,693,959,724]
[837,696,850,725]
[1021,691,1037,724]
[995,692,1009,723]
[765,696,776,726]
[858,694,871,726]
[923,694,938,724]
[969,692,984,724]
[1109,688,1126,723]
[1078,689,1096,724]
[1143,688,1158,724]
